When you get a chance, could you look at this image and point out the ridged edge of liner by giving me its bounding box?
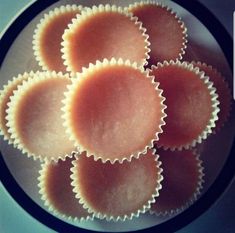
[151,60,220,151]
[70,149,164,221]
[5,71,78,163]
[0,71,39,143]
[61,4,151,72]
[126,0,188,61]
[191,61,232,133]
[32,4,83,71]
[149,149,205,216]
[38,160,94,222]
[61,58,167,164]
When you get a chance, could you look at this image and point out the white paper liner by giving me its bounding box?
[151,60,220,151]
[191,61,232,133]
[5,71,77,163]
[61,58,167,164]
[61,4,151,72]
[32,4,83,71]
[149,149,205,216]
[70,149,163,221]
[127,1,188,61]
[38,159,94,222]
[0,71,39,143]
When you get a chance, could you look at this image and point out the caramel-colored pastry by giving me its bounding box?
[0,72,36,141]
[151,149,204,215]
[38,157,92,220]
[33,5,82,72]
[192,62,231,132]
[71,150,163,220]
[62,59,166,163]
[6,71,75,162]
[62,5,150,72]
[129,2,187,65]
[150,61,219,150]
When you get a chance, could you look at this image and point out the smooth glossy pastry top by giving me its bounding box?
[129,2,187,65]
[151,149,203,214]
[193,62,231,132]
[62,5,150,72]
[62,59,166,163]
[0,72,34,141]
[39,157,91,220]
[151,61,219,150]
[33,5,82,72]
[6,72,75,161]
[71,150,162,220]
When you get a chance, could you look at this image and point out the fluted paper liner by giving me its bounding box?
[38,158,93,221]
[150,150,204,216]
[70,149,163,221]
[191,61,232,133]
[127,1,188,61]
[0,71,39,143]
[6,71,77,163]
[61,58,167,164]
[152,60,220,150]
[33,4,83,72]
[61,4,151,72]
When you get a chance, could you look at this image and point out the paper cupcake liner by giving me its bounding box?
[151,60,220,151]
[6,71,77,163]
[191,61,232,133]
[61,4,151,73]
[38,159,94,222]
[0,71,39,143]
[33,4,83,72]
[70,149,163,221]
[61,58,167,164]
[150,149,205,216]
[126,1,188,61]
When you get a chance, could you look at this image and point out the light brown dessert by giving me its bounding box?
[192,62,231,132]
[0,72,37,142]
[129,2,187,65]
[38,157,92,220]
[33,5,82,72]
[151,149,204,215]
[6,71,75,162]
[62,59,166,163]
[71,150,163,221]
[150,61,219,150]
[62,5,150,72]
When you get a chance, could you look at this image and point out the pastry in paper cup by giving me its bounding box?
[70,149,163,221]
[128,1,187,65]
[33,4,83,72]
[62,58,166,163]
[150,60,220,150]
[0,71,38,142]
[61,4,150,72]
[38,157,93,221]
[150,148,204,216]
[192,61,232,133]
[6,71,76,162]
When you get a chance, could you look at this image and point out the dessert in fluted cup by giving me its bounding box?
[70,149,163,221]
[6,71,76,162]
[150,60,220,150]
[33,4,83,72]
[62,58,166,163]
[61,4,150,72]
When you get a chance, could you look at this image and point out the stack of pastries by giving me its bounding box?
[0,1,232,222]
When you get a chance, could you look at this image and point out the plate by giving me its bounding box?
[0,0,234,232]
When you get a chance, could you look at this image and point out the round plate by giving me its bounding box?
[0,0,234,232]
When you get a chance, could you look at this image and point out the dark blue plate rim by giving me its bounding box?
[0,1,234,233]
